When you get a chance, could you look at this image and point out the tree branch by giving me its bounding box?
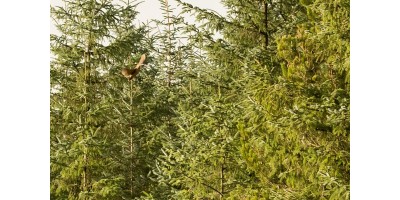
[184,174,223,196]
[264,1,269,47]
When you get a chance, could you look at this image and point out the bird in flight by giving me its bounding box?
[121,54,146,81]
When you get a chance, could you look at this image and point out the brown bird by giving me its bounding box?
[121,54,146,81]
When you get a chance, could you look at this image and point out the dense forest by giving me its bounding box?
[50,0,349,199]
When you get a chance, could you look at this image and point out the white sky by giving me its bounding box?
[50,0,227,34]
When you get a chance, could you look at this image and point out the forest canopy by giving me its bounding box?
[50,0,349,199]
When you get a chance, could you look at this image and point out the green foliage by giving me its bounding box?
[51,0,349,199]
[51,0,158,199]
[151,0,349,199]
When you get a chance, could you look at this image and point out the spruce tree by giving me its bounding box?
[151,0,350,199]
[51,0,350,199]
[50,0,156,198]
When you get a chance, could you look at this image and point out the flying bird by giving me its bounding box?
[121,54,146,81]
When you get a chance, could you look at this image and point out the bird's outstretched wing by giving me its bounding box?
[135,54,146,69]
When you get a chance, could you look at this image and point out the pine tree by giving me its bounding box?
[149,0,252,199]
[51,0,350,198]
[151,0,350,199]
[50,0,156,198]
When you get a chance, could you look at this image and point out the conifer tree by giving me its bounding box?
[149,0,251,199]
[151,0,350,199]
[51,0,350,199]
[50,0,156,198]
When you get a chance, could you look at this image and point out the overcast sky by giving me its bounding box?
[50,0,227,34]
